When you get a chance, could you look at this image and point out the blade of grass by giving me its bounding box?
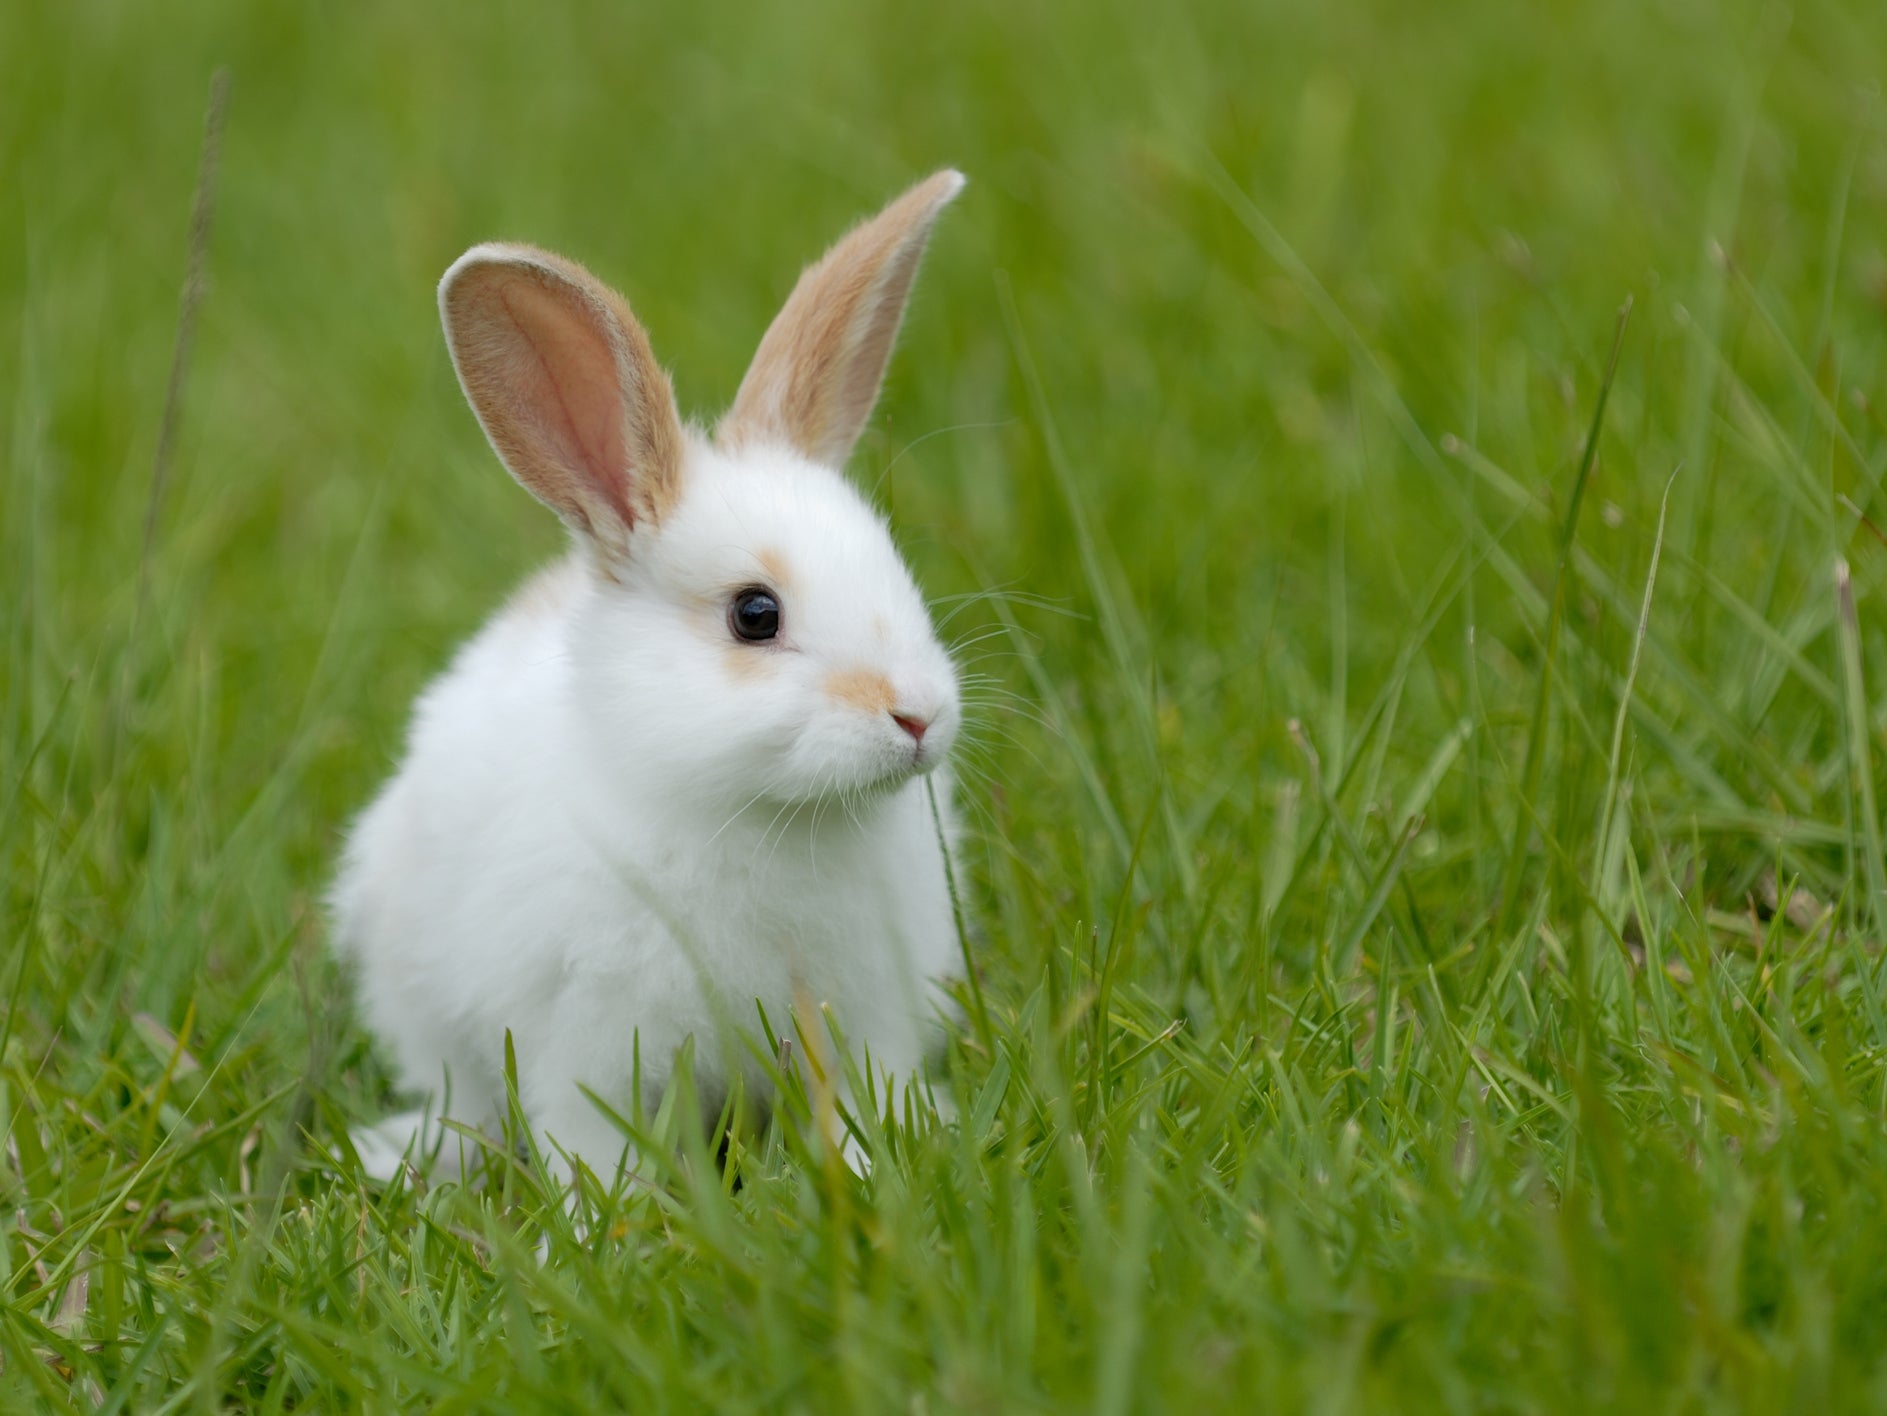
[1497,298,1631,933]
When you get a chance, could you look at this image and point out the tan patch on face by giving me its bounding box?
[724,646,777,680]
[755,547,792,591]
[826,669,895,715]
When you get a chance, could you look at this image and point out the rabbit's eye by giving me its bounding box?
[729,587,781,642]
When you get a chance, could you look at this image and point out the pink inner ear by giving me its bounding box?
[465,270,635,530]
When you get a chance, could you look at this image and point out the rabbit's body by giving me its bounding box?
[335,474,961,1170]
[332,172,970,1181]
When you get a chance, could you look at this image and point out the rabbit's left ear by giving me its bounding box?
[441,244,685,559]
[717,169,964,470]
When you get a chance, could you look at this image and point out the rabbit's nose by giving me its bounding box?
[891,712,929,744]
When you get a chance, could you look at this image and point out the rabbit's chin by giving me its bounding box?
[772,750,945,811]
[851,753,943,799]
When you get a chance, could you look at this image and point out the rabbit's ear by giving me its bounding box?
[717,169,964,469]
[441,245,685,557]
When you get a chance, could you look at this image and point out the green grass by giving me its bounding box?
[6,0,1887,1409]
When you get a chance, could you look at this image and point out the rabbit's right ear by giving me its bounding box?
[440,245,685,558]
[717,170,964,470]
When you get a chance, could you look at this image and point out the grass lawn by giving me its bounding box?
[6,0,1887,1409]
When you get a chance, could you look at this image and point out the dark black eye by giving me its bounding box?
[729,587,781,642]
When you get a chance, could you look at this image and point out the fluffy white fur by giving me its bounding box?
[332,173,967,1184]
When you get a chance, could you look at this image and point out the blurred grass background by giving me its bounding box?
[5,0,1887,1409]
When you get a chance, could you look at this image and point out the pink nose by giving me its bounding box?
[891,712,929,744]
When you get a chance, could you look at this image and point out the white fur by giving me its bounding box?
[332,438,964,1181]
[336,172,970,1184]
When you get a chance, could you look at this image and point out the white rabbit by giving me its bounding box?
[331,170,970,1186]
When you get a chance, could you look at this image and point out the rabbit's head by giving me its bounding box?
[438,171,966,814]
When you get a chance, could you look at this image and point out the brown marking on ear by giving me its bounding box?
[826,669,896,715]
[442,244,686,556]
[755,547,792,591]
[717,170,965,469]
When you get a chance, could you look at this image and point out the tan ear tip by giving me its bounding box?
[439,246,503,318]
[439,242,539,298]
[927,168,969,204]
